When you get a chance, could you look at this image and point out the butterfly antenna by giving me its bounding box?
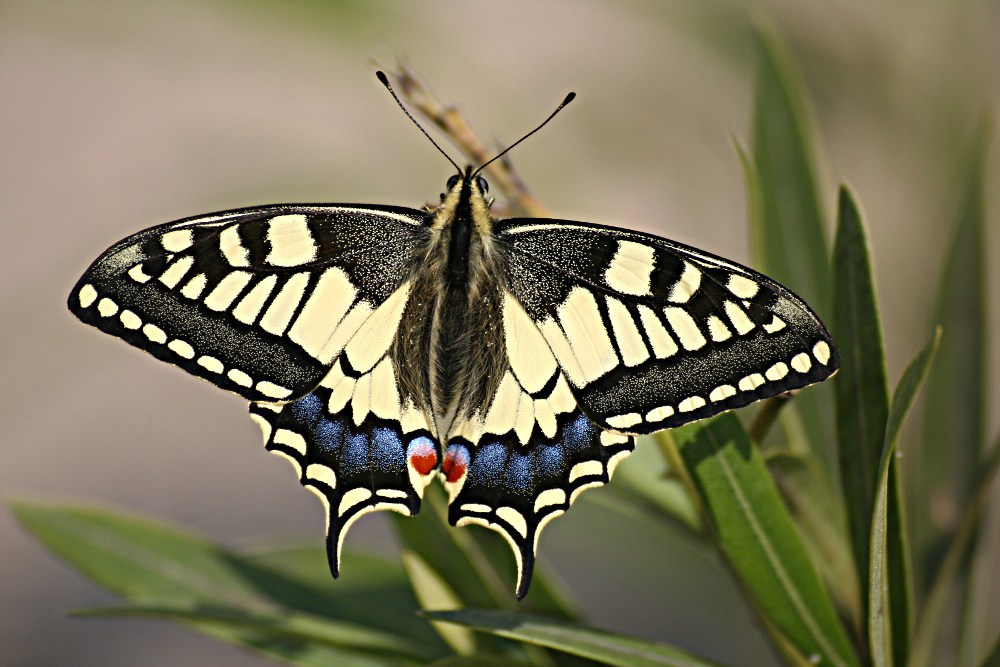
[474,92,576,178]
[376,71,462,175]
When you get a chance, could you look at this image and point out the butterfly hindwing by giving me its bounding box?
[69,204,428,403]
[438,290,635,598]
[496,219,840,434]
[250,350,439,577]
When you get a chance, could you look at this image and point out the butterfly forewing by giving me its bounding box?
[70,204,429,403]
[495,219,840,434]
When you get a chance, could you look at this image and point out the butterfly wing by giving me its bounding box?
[495,218,840,434]
[440,285,634,599]
[69,204,429,403]
[69,203,442,577]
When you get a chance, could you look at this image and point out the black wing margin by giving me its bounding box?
[69,204,429,404]
[495,218,840,434]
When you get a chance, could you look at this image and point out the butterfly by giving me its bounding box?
[68,72,839,599]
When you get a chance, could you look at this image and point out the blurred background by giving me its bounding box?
[1,1,997,665]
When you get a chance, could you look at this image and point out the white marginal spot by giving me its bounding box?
[266,214,317,267]
[724,301,755,336]
[710,385,737,402]
[271,449,302,480]
[378,489,408,499]
[665,307,707,351]
[97,298,118,317]
[600,431,630,447]
[306,463,337,488]
[167,339,195,359]
[274,429,308,455]
[706,315,732,342]
[557,287,619,382]
[727,273,760,299]
[160,229,194,252]
[180,273,208,300]
[645,405,675,422]
[606,450,631,478]
[227,368,252,387]
[288,267,357,363]
[204,271,253,311]
[257,381,292,399]
[763,315,787,334]
[339,487,373,516]
[813,341,832,365]
[219,223,249,267]
[570,481,603,505]
[460,503,490,514]
[678,396,706,412]
[637,305,678,358]
[604,240,656,296]
[119,310,142,329]
[250,412,272,445]
[766,362,789,381]
[791,352,812,373]
[605,296,650,367]
[127,264,152,283]
[344,282,411,373]
[738,374,766,392]
[503,292,558,393]
[260,272,311,336]
[534,488,567,513]
[668,261,702,303]
[606,413,641,429]
[232,275,278,324]
[158,255,195,289]
[197,355,224,374]
[569,460,603,483]
[142,323,167,344]
[496,506,528,538]
[78,284,98,308]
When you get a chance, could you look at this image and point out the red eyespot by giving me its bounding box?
[442,444,470,483]
[407,437,438,475]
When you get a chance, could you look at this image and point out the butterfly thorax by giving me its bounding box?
[392,169,507,444]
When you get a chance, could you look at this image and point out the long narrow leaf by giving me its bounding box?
[915,118,990,591]
[426,610,725,667]
[76,603,431,663]
[748,22,836,462]
[833,184,890,638]
[869,329,940,666]
[673,414,859,666]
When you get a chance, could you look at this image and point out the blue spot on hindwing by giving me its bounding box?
[562,414,595,453]
[468,442,506,484]
[289,393,324,427]
[503,450,533,492]
[371,427,405,473]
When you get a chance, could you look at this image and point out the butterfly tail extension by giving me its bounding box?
[443,411,635,599]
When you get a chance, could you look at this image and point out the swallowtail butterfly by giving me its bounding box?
[69,73,839,599]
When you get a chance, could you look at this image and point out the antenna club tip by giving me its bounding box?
[376,71,390,87]
[563,92,576,105]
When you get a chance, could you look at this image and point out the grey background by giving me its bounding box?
[2,1,997,665]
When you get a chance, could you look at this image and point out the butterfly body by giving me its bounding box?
[71,161,838,599]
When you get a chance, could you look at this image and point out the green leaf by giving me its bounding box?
[76,603,430,664]
[427,656,529,667]
[915,117,991,589]
[749,22,829,319]
[426,610,725,667]
[748,22,836,463]
[832,184,890,631]
[979,632,1000,667]
[673,414,859,667]
[869,329,940,667]
[400,549,478,656]
[388,484,578,620]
